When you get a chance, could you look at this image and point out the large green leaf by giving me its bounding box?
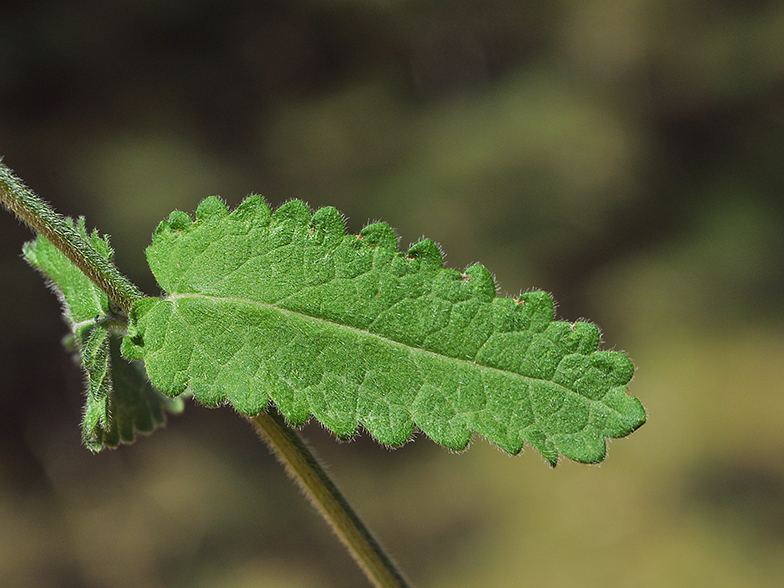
[23,219,183,450]
[123,196,645,464]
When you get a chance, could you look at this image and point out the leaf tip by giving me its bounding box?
[21,237,38,263]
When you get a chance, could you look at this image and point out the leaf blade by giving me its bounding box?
[125,196,645,464]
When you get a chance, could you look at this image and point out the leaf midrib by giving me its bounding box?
[165,291,603,413]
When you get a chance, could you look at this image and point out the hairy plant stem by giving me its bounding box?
[252,409,412,588]
[0,161,144,315]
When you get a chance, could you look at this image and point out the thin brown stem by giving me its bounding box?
[251,409,412,588]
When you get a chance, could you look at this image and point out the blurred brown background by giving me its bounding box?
[2,1,784,587]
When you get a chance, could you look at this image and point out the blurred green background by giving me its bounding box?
[2,1,783,586]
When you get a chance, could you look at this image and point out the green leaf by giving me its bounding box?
[123,196,645,464]
[23,220,183,450]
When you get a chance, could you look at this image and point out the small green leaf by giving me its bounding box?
[23,220,183,450]
[124,196,645,465]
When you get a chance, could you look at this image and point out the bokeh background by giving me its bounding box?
[2,1,784,587]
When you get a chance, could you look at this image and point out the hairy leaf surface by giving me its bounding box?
[123,196,645,464]
[23,221,183,450]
